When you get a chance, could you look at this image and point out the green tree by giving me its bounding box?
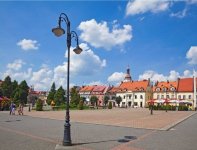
[1,76,12,98]
[115,96,122,107]
[78,100,84,110]
[70,87,80,107]
[18,80,29,104]
[104,95,110,106]
[11,80,18,99]
[47,82,56,105]
[90,96,98,108]
[13,88,20,105]
[108,101,112,109]
[36,99,43,111]
[54,86,65,106]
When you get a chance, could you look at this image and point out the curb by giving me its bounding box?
[160,112,197,131]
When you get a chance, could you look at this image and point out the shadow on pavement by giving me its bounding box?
[72,135,137,146]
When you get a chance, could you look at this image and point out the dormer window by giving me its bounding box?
[156,88,160,92]
[140,87,144,91]
[170,87,175,91]
[162,87,167,92]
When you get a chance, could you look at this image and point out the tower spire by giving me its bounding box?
[124,65,132,82]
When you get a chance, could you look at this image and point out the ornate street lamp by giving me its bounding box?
[52,13,82,146]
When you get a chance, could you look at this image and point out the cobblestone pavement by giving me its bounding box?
[22,107,195,130]
[1,108,196,150]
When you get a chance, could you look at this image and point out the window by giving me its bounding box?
[189,95,192,99]
[170,87,175,91]
[123,95,125,99]
[166,95,169,99]
[156,88,160,92]
[161,95,164,98]
[178,95,181,99]
[140,95,143,99]
[129,95,131,99]
[183,95,186,99]
[135,95,137,99]
[162,87,167,92]
[157,95,160,99]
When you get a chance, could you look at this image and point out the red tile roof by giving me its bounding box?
[119,80,149,92]
[107,86,120,93]
[92,86,106,92]
[79,86,95,92]
[177,78,196,92]
[153,81,177,92]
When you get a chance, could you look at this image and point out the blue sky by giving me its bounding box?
[0,0,197,90]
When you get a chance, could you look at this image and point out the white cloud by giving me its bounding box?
[30,65,53,90]
[139,69,196,82]
[1,43,107,90]
[89,81,105,86]
[107,72,125,83]
[170,8,187,18]
[7,59,25,71]
[139,70,167,81]
[186,46,197,65]
[54,43,106,88]
[78,19,132,50]
[2,68,32,82]
[17,39,39,51]
[126,0,170,16]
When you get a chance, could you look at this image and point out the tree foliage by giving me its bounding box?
[70,87,80,106]
[104,95,110,106]
[115,96,122,107]
[54,86,65,106]
[108,101,112,109]
[47,82,56,105]
[0,76,29,106]
[1,76,12,98]
[90,96,98,108]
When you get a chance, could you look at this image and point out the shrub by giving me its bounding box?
[108,101,112,109]
[36,99,43,111]
[78,100,84,110]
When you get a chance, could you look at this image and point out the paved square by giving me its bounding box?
[24,108,195,130]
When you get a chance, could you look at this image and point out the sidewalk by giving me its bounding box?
[23,107,196,130]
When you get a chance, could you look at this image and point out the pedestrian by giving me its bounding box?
[12,103,16,115]
[9,102,13,115]
[18,103,24,115]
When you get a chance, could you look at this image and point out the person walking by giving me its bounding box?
[9,102,13,115]
[18,103,24,115]
[12,103,16,115]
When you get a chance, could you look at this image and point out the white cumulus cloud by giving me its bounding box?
[170,8,187,18]
[107,72,125,83]
[17,39,39,51]
[139,69,196,82]
[186,46,197,65]
[54,43,106,88]
[78,19,132,50]
[7,59,25,71]
[126,0,170,16]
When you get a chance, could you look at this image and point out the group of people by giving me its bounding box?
[9,102,24,115]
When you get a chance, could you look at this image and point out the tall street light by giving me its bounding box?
[52,13,82,146]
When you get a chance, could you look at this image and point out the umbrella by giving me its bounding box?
[180,100,192,104]
[169,99,179,103]
[154,99,165,103]
[147,99,155,104]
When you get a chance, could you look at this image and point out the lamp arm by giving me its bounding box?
[59,13,70,26]
[71,31,79,46]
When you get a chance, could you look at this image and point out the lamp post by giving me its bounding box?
[52,13,82,146]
